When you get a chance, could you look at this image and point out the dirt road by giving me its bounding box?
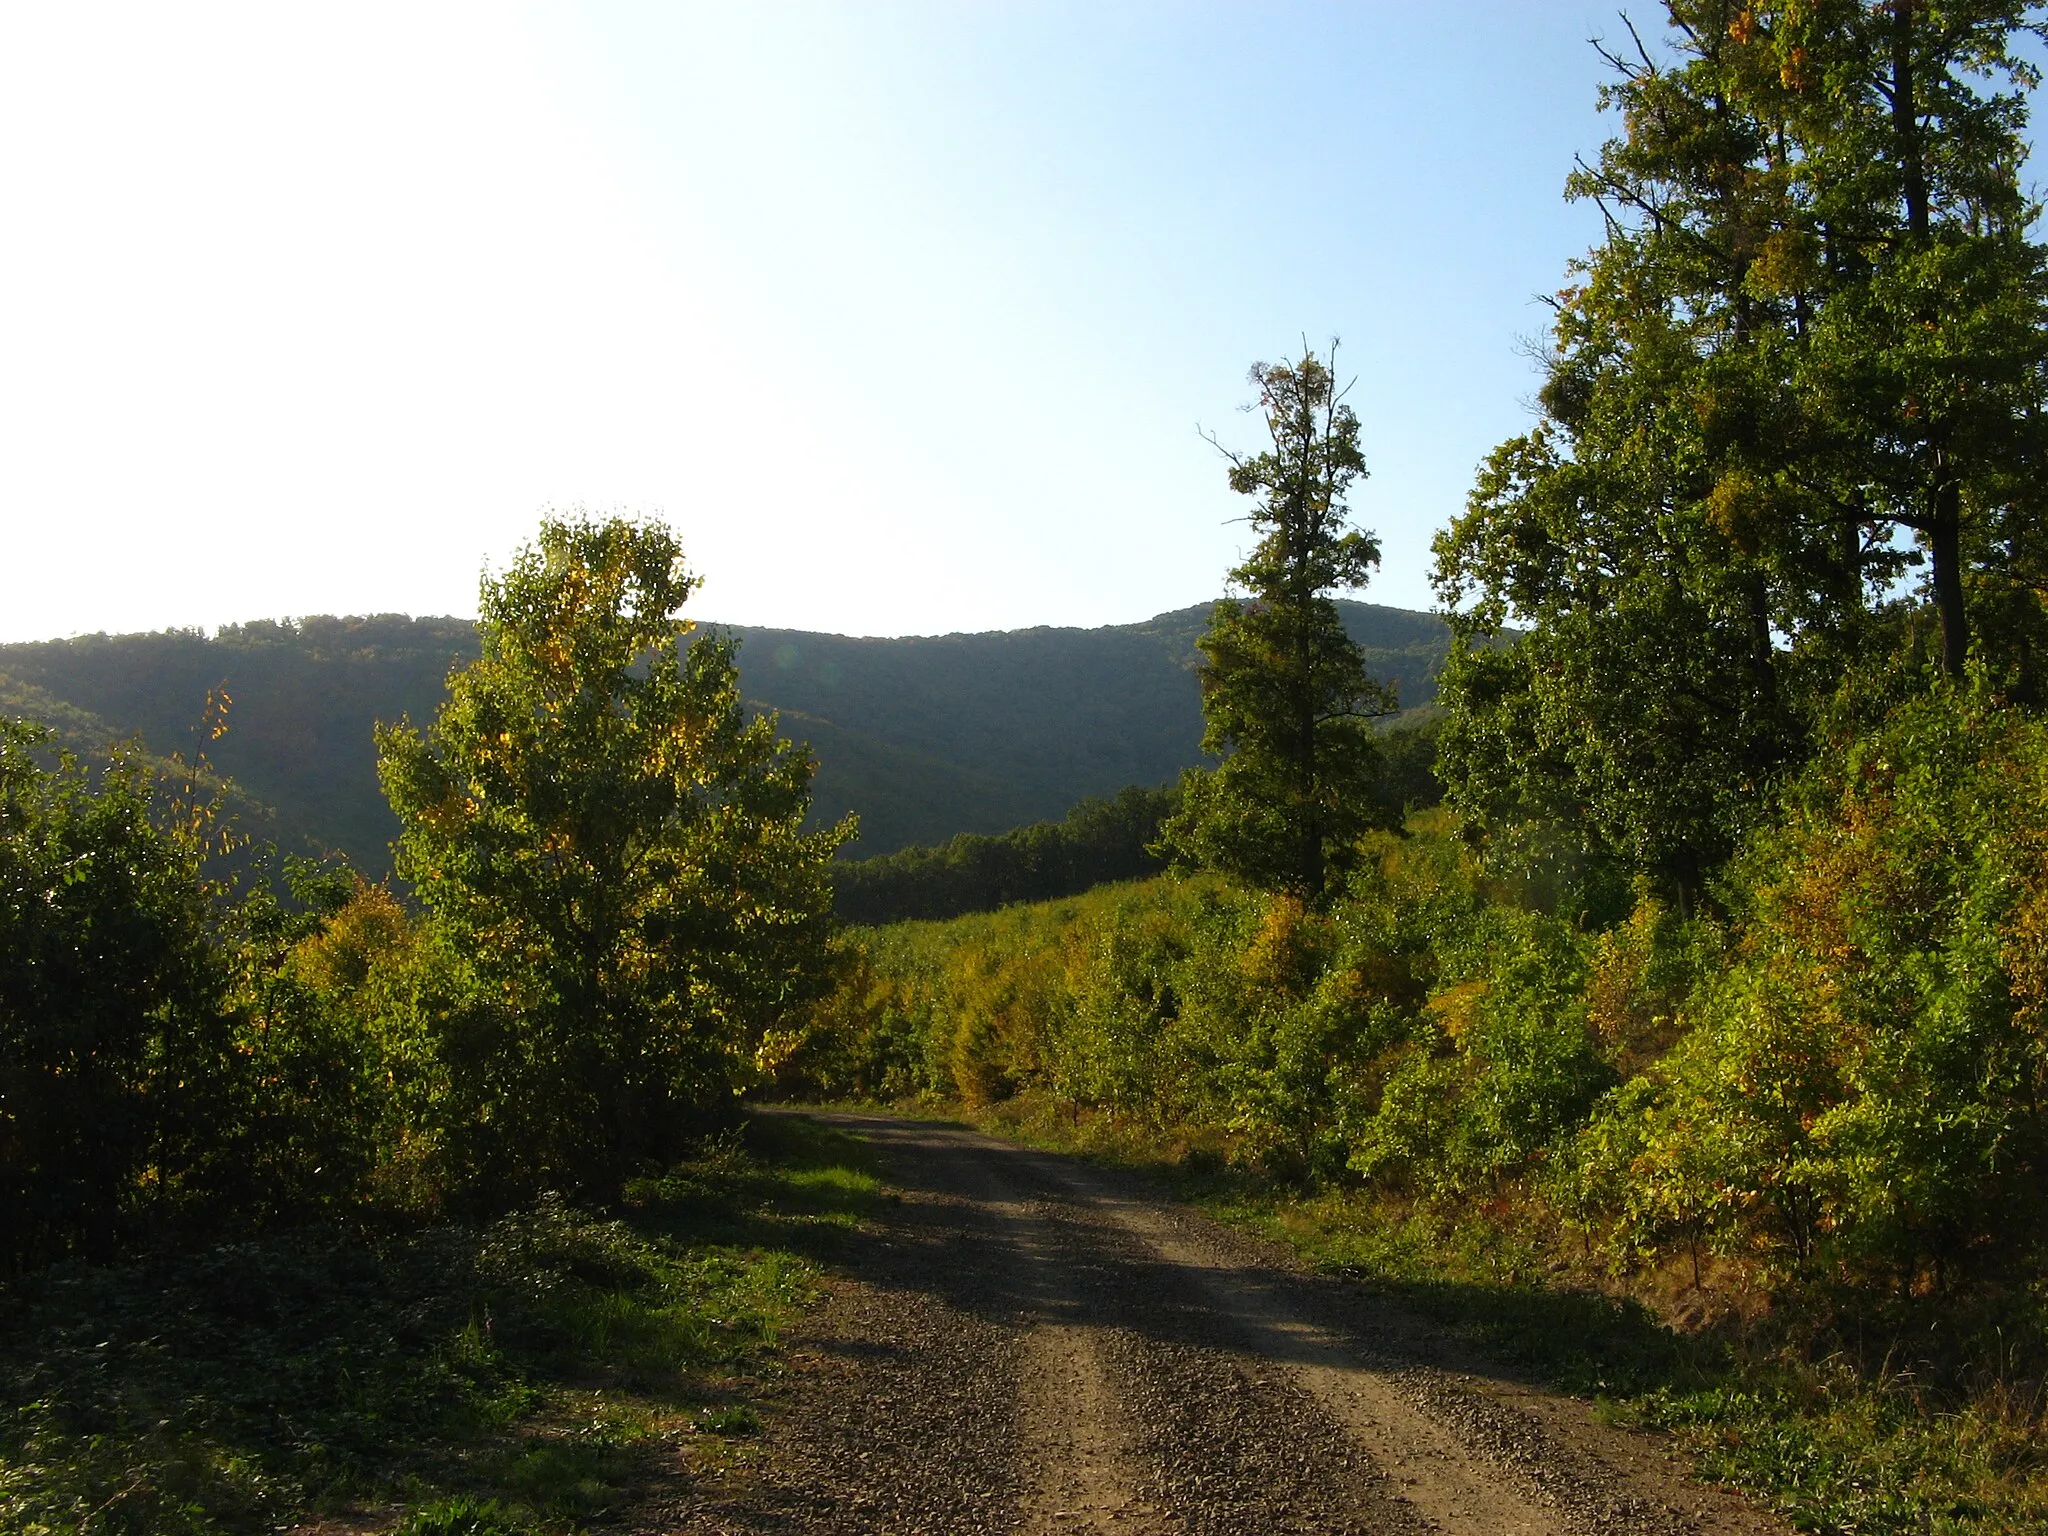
[660,1113,1787,1536]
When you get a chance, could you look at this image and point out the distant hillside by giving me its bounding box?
[0,600,1452,872]
[0,617,476,875]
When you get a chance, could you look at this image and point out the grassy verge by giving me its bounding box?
[0,1113,883,1536]
[943,1092,2048,1536]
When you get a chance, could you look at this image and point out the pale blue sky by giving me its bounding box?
[3,5,1696,639]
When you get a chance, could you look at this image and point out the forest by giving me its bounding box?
[6,2,2048,1532]
[828,719,1442,925]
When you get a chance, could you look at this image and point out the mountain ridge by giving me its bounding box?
[0,600,1452,871]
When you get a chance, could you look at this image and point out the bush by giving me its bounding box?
[0,723,234,1270]
[1570,686,2048,1290]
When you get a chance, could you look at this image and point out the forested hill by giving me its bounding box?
[0,600,1449,872]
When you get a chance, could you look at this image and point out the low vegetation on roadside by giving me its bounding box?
[13,7,2048,1533]
[0,1113,880,1536]
[979,1084,2048,1536]
[784,10,2048,1530]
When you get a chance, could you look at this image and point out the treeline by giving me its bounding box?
[832,720,1443,926]
[0,517,842,1275]
[0,616,480,874]
[0,602,1454,872]
[831,784,1178,924]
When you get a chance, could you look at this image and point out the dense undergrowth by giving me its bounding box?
[0,1113,880,1536]
[2,519,848,1281]
[784,684,2048,1535]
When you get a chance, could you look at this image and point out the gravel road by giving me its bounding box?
[658,1113,1789,1536]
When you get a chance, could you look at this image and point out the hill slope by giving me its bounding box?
[0,601,1451,871]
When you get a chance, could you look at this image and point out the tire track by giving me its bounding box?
[657,1112,1793,1536]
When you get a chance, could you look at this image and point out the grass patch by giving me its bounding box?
[937,1090,2048,1536]
[0,1111,884,1535]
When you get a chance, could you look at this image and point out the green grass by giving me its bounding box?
[943,1090,2048,1536]
[0,1112,884,1535]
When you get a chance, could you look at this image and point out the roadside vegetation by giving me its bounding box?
[796,795,2048,1531]
[10,4,2048,1533]
[2,515,858,1532]
[0,1114,881,1536]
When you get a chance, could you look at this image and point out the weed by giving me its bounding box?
[695,1404,760,1436]
[395,1494,530,1535]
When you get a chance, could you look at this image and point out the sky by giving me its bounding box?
[3,3,1639,642]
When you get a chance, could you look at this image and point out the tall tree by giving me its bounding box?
[1162,350,1397,903]
[1434,1,2048,907]
[1768,0,2048,679]
[377,515,849,1195]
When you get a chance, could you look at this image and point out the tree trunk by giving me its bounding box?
[1892,2,1928,241]
[1895,2,1968,676]
[1300,700,1321,901]
[1296,602,1323,902]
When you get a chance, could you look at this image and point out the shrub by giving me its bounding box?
[0,723,233,1270]
[1574,687,2048,1290]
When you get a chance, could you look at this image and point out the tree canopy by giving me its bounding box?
[1433,0,2048,909]
[377,515,848,1194]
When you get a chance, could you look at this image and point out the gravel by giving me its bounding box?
[653,1114,1792,1536]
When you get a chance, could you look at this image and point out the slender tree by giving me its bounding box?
[1162,349,1397,903]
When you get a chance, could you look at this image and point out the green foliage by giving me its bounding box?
[1573,685,2048,1289]
[0,726,393,1273]
[1,617,484,874]
[811,817,1617,1190]
[0,1115,874,1536]
[1163,351,1399,901]
[833,719,1445,928]
[4,512,877,1279]
[694,1403,760,1436]
[833,783,1178,924]
[1433,1,2048,905]
[395,1497,530,1536]
[1352,904,1610,1197]
[843,687,2048,1305]
[794,704,2048,1530]
[0,720,230,1270]
[377,515,849,1199]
